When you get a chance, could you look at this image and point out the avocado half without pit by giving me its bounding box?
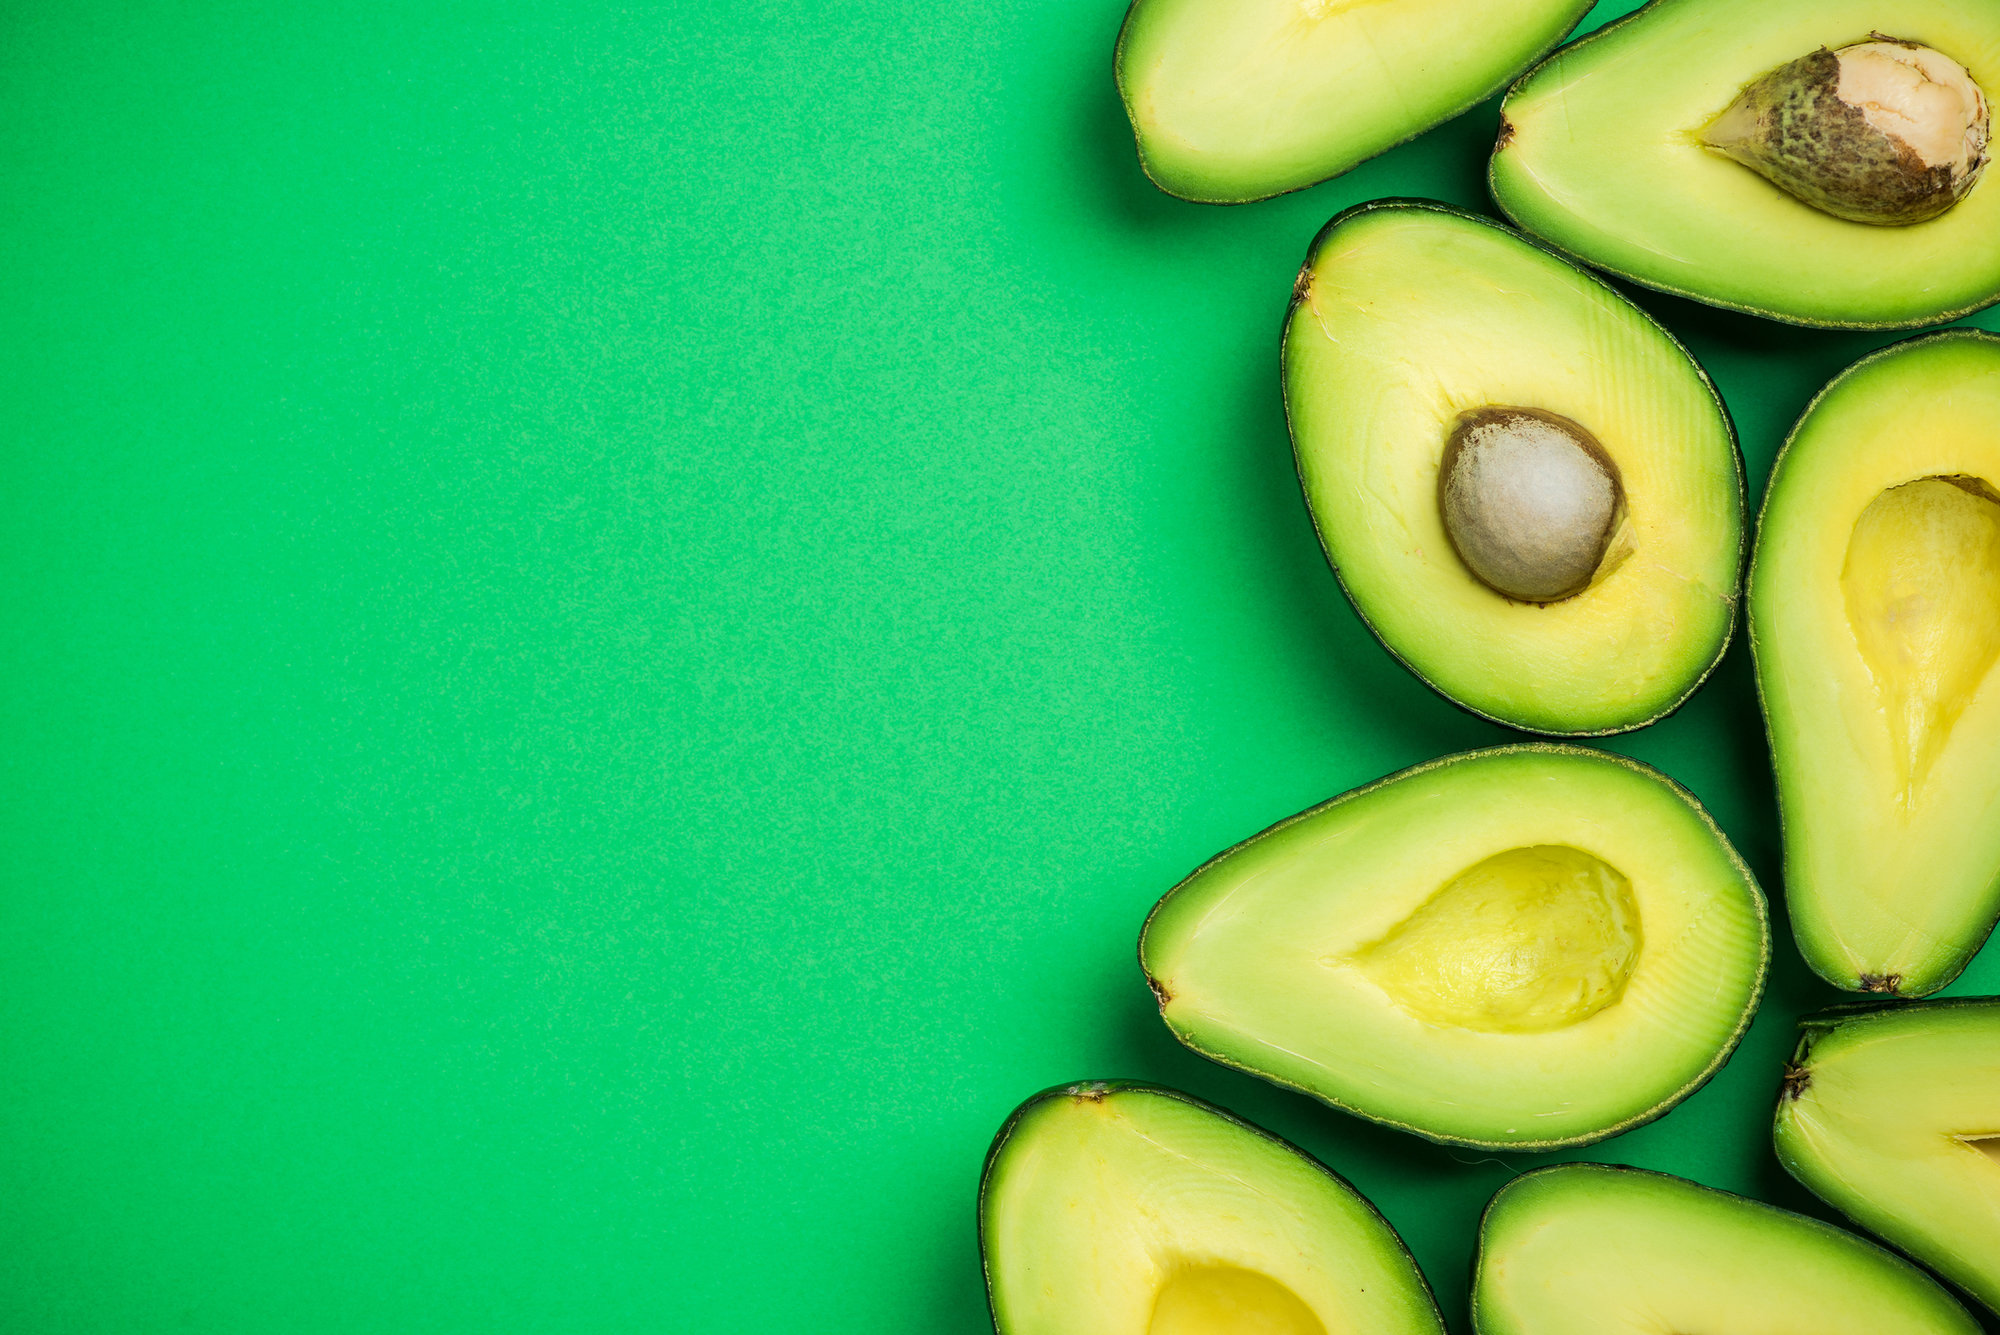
[1473,1165,1982,1335]
[1114,0,1594,203]
[1140,745,1769,1150]
[1492,0,2000,327]
[1776,999,2000,1315]
[1751,331,2000,995]
[979,1083,1445,1335]
[1284,201,1742,735]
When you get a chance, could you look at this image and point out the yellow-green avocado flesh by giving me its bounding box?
[1492,0,2000,328]
[978,1083,1445,1335]
[1751,331,2000,995]
[1140,746,1768,1150]
[1474,1165,1982,1335]
[1777,999,2000,1315]
[1284,201,1742,735]
[1114,0,1594,203]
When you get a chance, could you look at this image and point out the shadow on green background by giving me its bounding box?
[3,0,1996,1330]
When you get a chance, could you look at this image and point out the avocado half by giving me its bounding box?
[1474,1164,1982,1335]
[1114,0,1594,204]
[1751,330,2000,995]
[1139,745,1769,1150]
[1776,999,2000,1315]
[978,1082,1445,1335]
[1491,0,2000,329]
[1284,201,1743,736]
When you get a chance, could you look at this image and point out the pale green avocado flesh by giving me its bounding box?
[1777,999,2000,1315]
[1475,1165,1982,1335]
[1284,202,1741,735]
[1492,0,2000,328]
[978,1084,1445,1335]
[1115,0,1592,202]
[1751,331,2000,994]
[1140,746,1768,1150]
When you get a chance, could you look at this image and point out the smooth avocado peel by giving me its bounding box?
[1751,331,2000,995]
[1473,1165,1983,1335]
[1493,0,2000,327]
[1285,201,1741,735]
[1114,0,1594,203]
[1776,999,2000,1315]
[978,1083,1446,1335]
[1140,745,1769,1150]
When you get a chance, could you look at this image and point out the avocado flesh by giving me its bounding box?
[1751,331,2000,994]
[1474,1165,1982,1335]
[1284,202,1741,735]
[978,1084,1445,1335]
[1491,0,2000,328]
[1776,1000,2000,1315]
[1114,0,1594,203]
[1140,745,1768,1150]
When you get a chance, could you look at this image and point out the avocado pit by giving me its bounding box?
[1439,406,1624,603]
[1703,38,1990,225]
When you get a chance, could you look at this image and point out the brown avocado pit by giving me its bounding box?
[1702,37,1991,226]
[1439,406,1624,604]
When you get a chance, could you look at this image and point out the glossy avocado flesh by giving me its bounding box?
[1139,746,1768,1150]
[978,1083,1445,1335]
[1474,1165,1982,1335]
[1284,202,1741,735]
[1776,999,2000,1315]
[1114,0,1593,203]
[1751,331,2000,995]
[1492,0,2000,328]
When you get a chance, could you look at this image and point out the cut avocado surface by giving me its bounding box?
[1751,331,2000,995]
[978,1083,1445,1335]
[1474,1164,1982,1335]
[1284,201,1742,736]
[1115,0,1592,203]
[1777,999,2000,1314]
[1140,745,1768,1150]
[1492,0,2000,328]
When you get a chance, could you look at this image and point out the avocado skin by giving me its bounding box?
[1747,329,2000,996]
[1111,1,1594,205]
[1488,0,2000,330]
[1138,742,1771,1152]
[1281,199,1745,738]
[1706,47,1972,226]
[976,1082,1442,1332]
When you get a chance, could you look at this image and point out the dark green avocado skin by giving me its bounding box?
[1280,199,1744,738]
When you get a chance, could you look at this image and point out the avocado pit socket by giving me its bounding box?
[1841,474,2000,801]
[1354,844,1642,1033]
[1149,1264,1325,1335]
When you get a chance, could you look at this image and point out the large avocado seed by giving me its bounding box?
[1439,407,1623,603]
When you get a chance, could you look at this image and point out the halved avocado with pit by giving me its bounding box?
[1474,1164,1982,1335]
[1776,999,2000,1315]
[1492,0,2000,329]
[978,1082,1445,1335]
[1751,331,2000,995]
[1140,745,1769,1150]
[1284,201,1742,736]
[1114,0,1594,203]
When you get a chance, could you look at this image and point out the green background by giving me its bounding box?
[4,0,1998,1330]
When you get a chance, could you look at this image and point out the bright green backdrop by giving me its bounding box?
[4,1,1998,1331]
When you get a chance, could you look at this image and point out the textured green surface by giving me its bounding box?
[3,1,1999,1332]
